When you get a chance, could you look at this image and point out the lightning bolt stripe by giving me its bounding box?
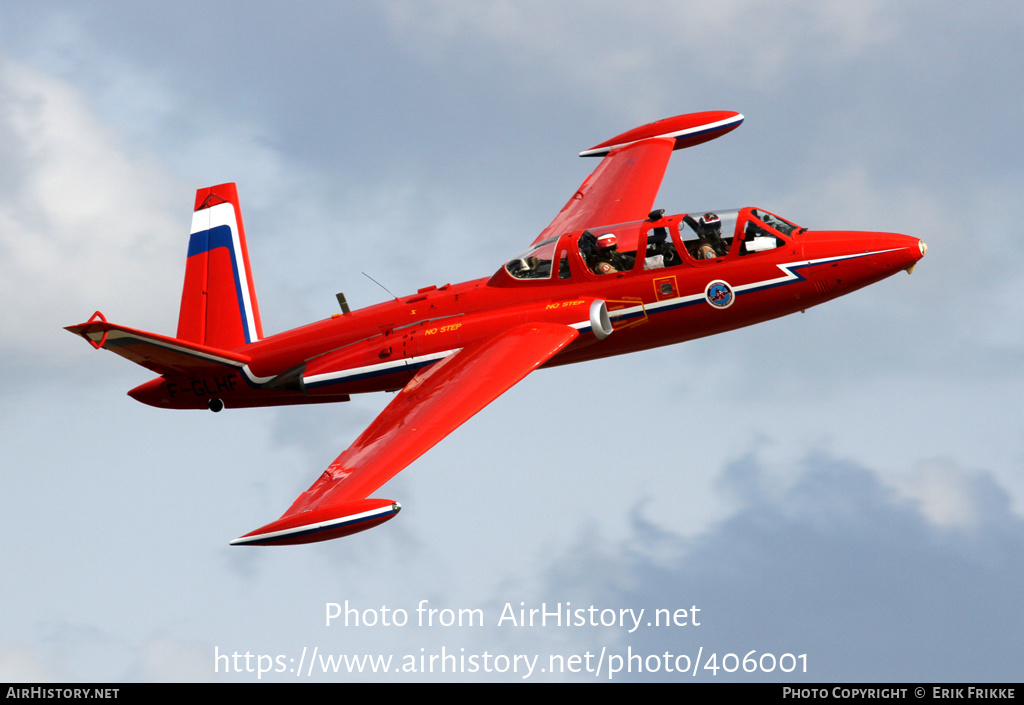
[571,249,903,331]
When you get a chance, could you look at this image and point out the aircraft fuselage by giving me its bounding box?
[68,111,928,545]
[128,208,924,412]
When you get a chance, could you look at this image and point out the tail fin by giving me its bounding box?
[177,183,263,349]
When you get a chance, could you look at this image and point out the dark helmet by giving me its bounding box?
[698,213,721,231]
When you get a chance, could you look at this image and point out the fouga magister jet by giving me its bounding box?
[66,110,926,546]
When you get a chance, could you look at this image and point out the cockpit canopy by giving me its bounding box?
[501,207,803,282]
[503,235,563,280]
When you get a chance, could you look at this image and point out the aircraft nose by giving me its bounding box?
[799,229,926,288]
[907,238,927,273]
[870,232,926,273]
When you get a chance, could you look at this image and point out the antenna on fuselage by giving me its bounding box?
[362,272,398,301]
[335,293,351,315]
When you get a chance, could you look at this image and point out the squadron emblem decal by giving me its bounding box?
[704,280,735,309]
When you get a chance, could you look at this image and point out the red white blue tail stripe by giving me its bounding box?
[187,202,261,345]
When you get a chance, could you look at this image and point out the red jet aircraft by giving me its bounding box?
[66,111,926,546]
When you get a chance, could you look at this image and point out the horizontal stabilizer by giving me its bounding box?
[231,498,401,546]
[65,311,251,377]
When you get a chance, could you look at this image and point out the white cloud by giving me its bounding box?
[888,458,1013,530]
[0,56,186,374]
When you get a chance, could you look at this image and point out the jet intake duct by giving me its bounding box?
[590,299,613,340]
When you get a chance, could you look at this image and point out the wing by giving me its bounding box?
[533,136,675,246]
[532,110,744,246]
[231,321,579,545]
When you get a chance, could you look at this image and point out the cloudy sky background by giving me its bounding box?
[1,1,1021,682]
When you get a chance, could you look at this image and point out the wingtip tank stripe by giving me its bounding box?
[230,504,399,545]
[579,113,745,157]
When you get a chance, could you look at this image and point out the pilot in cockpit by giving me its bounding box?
[646,226,676,268]
[592,233,628,274]
[686,212,726,259]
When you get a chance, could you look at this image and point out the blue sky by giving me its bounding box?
[1,1,1021,682]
